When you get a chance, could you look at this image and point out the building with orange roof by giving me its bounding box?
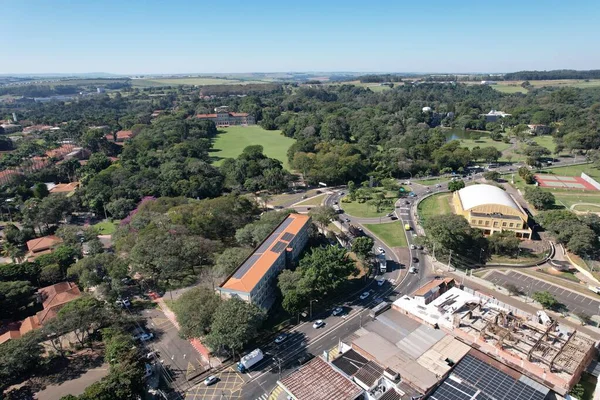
[196,106,255,126]
[49,182,80,195]
[105,130,135,143]
[45,143,77,160]
[36,282,81,325]
[412,277,456,305]
[25,235,63,260]
[218,213,311,309]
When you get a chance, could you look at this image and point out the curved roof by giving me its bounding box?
[457,184,521,212]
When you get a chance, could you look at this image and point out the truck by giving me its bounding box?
[332,204,342,214]
[377,253,387,273]
[237,348,264,373]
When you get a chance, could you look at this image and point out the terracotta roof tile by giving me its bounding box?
[220,214,310,293]
[26,235,63,253]
[36,282,81,325]
[49,182,80,194]
[196,114,217,118]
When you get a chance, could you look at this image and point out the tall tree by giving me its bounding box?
[173,287,222,338]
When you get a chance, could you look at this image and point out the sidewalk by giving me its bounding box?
[153,296,223,369]
[431,259,600,340]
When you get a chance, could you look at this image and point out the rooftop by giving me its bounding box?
[429,351,550,400]
[36,282,81,325]
[331,348,369,376]
[413,277,455,297]
[26,235,63,253]
[220,213,311,293]
[278,356,363,400]
[456,184,523,214]
[49,182,80,194]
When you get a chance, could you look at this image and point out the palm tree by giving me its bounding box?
[2,242,24,263]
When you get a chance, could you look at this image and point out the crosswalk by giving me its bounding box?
[255,384,284,400]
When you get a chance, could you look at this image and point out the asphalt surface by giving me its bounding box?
[143,307,206,393]
[231,188,435,400]
[486,270,600,316]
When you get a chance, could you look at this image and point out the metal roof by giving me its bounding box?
[457,184,521,212]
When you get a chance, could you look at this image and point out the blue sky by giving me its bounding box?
[2,0,599,74]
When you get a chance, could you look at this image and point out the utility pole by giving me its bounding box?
[447,250,453,271]
[432,242,436,261]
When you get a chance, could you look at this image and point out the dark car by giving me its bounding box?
[298,353,314,365]
[390,215,398,220]
[412,257,419,263]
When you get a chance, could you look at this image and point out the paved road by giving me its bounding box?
[486,270,600,316]
[143,307,206,393]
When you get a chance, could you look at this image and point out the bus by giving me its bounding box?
[377,254,387,273]
[370,301,391,318]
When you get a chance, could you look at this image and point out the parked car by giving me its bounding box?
[418,245,424,250]
[377,246,385,254]
[144,363,153,378]
[134,332,154,342]
[405,200,411,205]
[298,353,314,365]
[274,333,288,344]
[410,244,416,250]
[204,375,218,386]
[313,320,325,329]
[345,218,351,223]
[332,307,344,316]
[360,291,370,300]
[409,266,417,274]
[377,278,385,286]
[386,213,393,217]
[116,298,131,308]
[412,257,419,263]
[390,215,398,220]
[436,184,441,188]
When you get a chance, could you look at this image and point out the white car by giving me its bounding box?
[410,244,416,250]
[274,333,288,344]
[313,320,325,329]
[204,375,218,386]
[332,307,344,316]
[409,266,417,274]
[360,291,370,300]
[135,332,154,342]
[377,278,385,286]
[377,247,385,254]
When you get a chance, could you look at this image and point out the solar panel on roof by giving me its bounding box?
[271,241,288,253]
[233,254,260,279]
[281,232,295,242]
[272,217,293,235]
[256,234,279,254]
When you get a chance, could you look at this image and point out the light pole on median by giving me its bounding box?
[310,299,318,320]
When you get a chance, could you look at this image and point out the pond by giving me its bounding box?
[443,129,489,141]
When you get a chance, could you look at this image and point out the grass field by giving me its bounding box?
[553,192,600,209]
[492,85,528,94]
[363,222,408,248]
[210,126,296,170]
[531,135,557,153]
[93,220,119,235]
[458,136,512,152]
[416,177,451,186]
[573,203,600,212]
[131,77,268,88]
[341,200,395,218]
[294,193,327,206]
[417,192,452,222]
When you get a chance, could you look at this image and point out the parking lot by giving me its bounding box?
[486,270,600,316]
[185,367,246,400]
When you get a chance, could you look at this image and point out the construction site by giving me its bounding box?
[393,286,598,395]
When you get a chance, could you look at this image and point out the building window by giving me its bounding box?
[493,222,498,227]
[509,223,514,228]
[485,221,490,226]
[478,220,483,225]
[502,222,507,227]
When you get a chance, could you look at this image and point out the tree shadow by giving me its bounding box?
[36,351,105,388]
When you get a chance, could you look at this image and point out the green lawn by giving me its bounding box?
[341,200,395,218]
[573,203,600,212]
[294,193,327,206]
[459,136,511,152]
[417,192,452,223]
[492,84,528,94]
[211,126,296,170]
[131,77,268,88]
[553,192,600,209]
[538,163,600,181]
[531,135,557,153]
[93,220,119,235]
[363,222,408,248]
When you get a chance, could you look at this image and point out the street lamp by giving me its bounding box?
[310,299,318,319]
